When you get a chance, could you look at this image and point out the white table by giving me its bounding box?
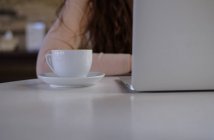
[0,77,214,140]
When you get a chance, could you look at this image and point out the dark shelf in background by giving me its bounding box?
[0,51,38,83]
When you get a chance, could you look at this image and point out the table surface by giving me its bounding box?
[0,77,214,140]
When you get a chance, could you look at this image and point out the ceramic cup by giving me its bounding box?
[45,50,92,77]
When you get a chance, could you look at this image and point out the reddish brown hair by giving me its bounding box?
[57,0,133,54]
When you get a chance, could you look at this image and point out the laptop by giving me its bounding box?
[122,0,214,91]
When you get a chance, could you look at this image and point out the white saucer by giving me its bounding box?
[38,72,105,88]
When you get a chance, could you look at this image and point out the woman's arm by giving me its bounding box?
[37,47,132,76]
[91,53,131,76]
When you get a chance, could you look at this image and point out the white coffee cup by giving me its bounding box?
[45,50,92,77]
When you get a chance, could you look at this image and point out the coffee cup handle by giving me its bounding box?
[45,53,55,73]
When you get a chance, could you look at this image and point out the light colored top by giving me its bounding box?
[36,0,132,76]
[1,77,214,140]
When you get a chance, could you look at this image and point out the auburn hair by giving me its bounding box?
[57,0,133,54]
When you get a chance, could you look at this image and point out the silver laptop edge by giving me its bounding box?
[129,0,214,91]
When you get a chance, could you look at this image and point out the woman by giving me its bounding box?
[36,0,133,76]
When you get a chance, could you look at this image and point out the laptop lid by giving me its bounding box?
[132,0,214,91]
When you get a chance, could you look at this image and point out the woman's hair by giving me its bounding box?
[57,0,133,54]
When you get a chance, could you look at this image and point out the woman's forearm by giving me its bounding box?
[91,53,132,76]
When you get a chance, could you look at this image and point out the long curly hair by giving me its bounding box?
[57,0,133,54]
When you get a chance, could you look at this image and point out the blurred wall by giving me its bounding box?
[0,0,61,49]
[0,0,61,29]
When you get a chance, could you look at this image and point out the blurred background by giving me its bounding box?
[0,0,61,82]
